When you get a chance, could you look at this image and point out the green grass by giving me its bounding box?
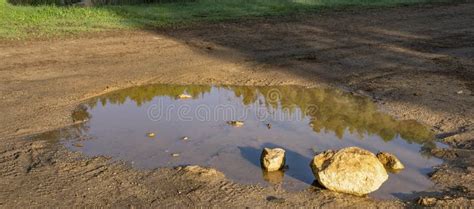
[0,0,439,39]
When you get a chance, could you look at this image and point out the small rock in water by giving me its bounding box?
[310,147,388,196]
[260,148,285,172]
[376,152,405,171]
[266,123,272,129]
[177,94,192,99]
[171,153,180,157]
[146,132,156,138]
[181,136,189,141]
[227,120,244,127]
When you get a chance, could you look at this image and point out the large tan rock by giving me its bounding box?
[260,148,285,172]
[377,152,405,171]
[310,147,388,196]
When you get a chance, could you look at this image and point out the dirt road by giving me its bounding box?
[0,1,473,207]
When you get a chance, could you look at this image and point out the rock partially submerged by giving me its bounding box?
[146,132,156,138]
[376,152,405,171]
[260,148,286,172]
[227,120,244,127]
[310,147,388,196]
[177,94,192,99]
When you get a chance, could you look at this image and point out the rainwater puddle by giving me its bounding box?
[62,85,446,199]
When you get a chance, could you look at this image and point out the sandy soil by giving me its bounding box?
[0,1,473,207]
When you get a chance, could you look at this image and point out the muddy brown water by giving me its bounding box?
[60,84,446,199]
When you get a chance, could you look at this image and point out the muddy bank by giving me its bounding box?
[0,1,473,207]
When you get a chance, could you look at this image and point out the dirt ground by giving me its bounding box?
[1,1,473,207]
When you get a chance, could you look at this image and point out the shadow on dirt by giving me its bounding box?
[116,1,474,119]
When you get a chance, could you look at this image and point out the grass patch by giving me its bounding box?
[0,0,440,39]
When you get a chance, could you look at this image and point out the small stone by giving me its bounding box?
[260,148,285,172]
[457,90,463,94]
[376,152,405,170]
[418,197,437,206]
[177,94,192,99]
[146,132,156,138]
[171,153,180,157]
[181,136,189,140]
[266,123,272,129]
[227,120,244,127]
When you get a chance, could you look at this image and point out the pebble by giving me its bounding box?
[227,120,244,127]
[146,132,156,138]
[181,136,189,141]
[457,90,463,94]
[171,153,180,157]
[177,94,192,99]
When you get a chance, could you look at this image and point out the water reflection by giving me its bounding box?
[262,170,285,185]
[58,84,444,199]
[85,84,434,146]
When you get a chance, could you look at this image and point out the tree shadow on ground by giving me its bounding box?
[120,1,474,128]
